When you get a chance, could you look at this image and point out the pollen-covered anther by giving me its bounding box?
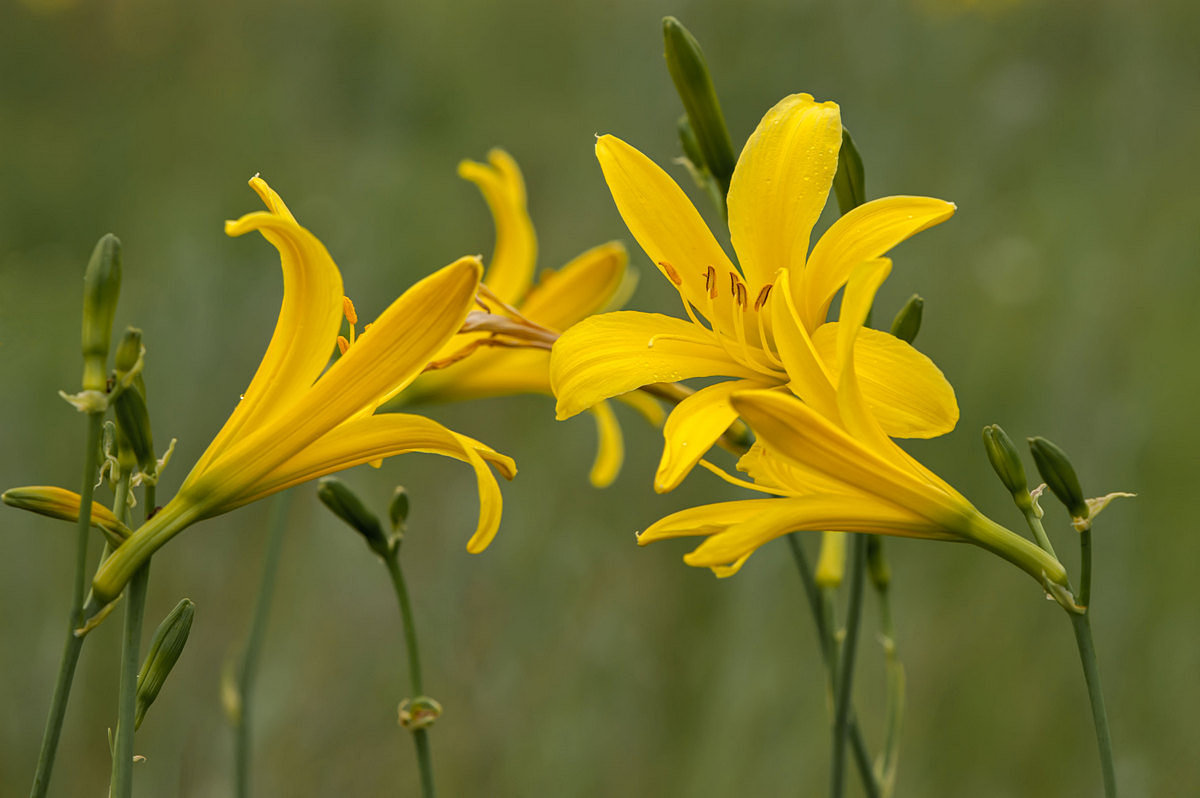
[658,261,683,286]
[753,284,773,311]
[704,265,718,299]
[336,335,350,355]
[342,296,358,326]
[735,281,748,310]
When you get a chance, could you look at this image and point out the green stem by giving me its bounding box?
[831,534,868,798]
[1021,507,1059,561]
[1068,611,1117,797]
[233,492,291,798]
[872,561,904,795]
[29,411,103,798]
[111,561,150,798]
[785,534,879,798]
[383,552,435,798]
[1079,527,1093,610]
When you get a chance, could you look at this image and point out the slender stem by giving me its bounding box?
[871,554,904,796]
[111,561,150,798]
[1078,527,1093,609]
[785,534,879,798]
[831,534,868,798]
[1068,612,1117,797]
[383,552,436,798]
[1020,507,1059,561]
[233,492,291,798]
[29,411,103,798]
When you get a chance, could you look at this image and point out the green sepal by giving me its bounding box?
[982,425,1033,511]
[317,477,390,557]
[135,598,196,729]
[832,128,866,215]
[889,294,924,344]
[389,486,409,535]
[662,16,736,197]
[81,234,122,392]
[1028,437,1089,524]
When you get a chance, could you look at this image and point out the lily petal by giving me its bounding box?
[770,269,839,419]
[638,498,788,543]
[401,347,551,405]
[811,323,958,438]
[196,181,345,474]
[655,379,770,493]
[460,149,537,305]
[550,311,760,420]
[799,196,956,329]
[588,400,623,488]
[727,94,842,288]
[595,134,738,332]
[520,241,628,331]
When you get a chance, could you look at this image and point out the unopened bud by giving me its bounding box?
[832,128,866,214]
[114,327,143,378]
[663,16,736,194]
[865,536,891,591]
[677,114,707,175]
[2,485,131,545]
[389,486,409,534]
[317,477,389,556]
[398,696,443,731]
[983,425,1032,511]
[112,333,156,476]
[814,531,846,588]
[81,234,122,392]
[135,598,195,729]
[889,295,924,344]
[1028,437,1089,525]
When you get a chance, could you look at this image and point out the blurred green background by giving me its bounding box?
[2,0,1197,795]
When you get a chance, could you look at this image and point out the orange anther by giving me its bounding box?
[736,282,748,309]
[754,284,773,311]
[704,265,717,299]
[658,261,683,286]
[336,335,350,355]
[342,296,358,325]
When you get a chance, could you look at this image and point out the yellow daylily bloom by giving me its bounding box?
[391,149,636,488]
[92,177,515,603]
[551,93,958,493]
[638,261,1071,601]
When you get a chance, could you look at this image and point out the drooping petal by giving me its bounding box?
[638,498,789,543]
[798,196,956,330]
[193,258,482,501]
[550,311,760,420]
[588,400,623,488]
[727,94,842,288]
[460,149,537,305]
[736,441,849,497]
[615,389,666,427]
[811,323,958,438]
[193,179,345,476]
[226,413,515,552]
[595,134,738,332]
[834,259,899,456]
[519,241,628,331]
[655,379,770,493]
[770,269,839,419]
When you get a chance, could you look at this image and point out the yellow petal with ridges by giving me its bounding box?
[460,149,537,306]
[596,134,738,333]
[834,259,897,456]
[727,94,842,289]
[520,241,628,331]
[770,269,839,419]
[550,311,759,420]
[736,441,848,497]
[655,379,769,494]
[400,347,550,406]
[588,400,623,488]
[638,498,788,544]
[798,196,956,330]
[811,323,958,438]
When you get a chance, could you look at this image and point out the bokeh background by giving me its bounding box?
[2,0,1197,795]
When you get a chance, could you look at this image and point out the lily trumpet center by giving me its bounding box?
[653,261,785,380]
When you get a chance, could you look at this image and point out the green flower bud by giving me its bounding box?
[814,531,846,588]
[1,485,131,545]
[889,294,924,344]
[112,332,156,476]
[135,598,195,729]
[832,128,866,215]
[318,477,390,556]
[389,486,409,534]
[662,16,736,195]
[982,425,1032,511]
[865,536,891,591]
[81,234,122,392]
[1028,437,1090,525]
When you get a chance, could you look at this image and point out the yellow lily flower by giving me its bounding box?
[638,259,1070,599]
[551,93,958,492]
[391,149,647,488]
[92,177,515,603]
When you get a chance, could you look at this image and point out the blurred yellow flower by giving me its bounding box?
[551,94,957,493]
[638,259,1069,598]
[393,149,647,488]
[93,177,515,602]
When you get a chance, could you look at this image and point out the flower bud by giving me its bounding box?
[81,234,122,392]
[389,486,410,534]
[889,294,924,344]
[398,696,443,731]
[1028,437,1090,525]
[982,425,1032,511]
[317,477,390,557]
[662,16,736,194]
[814,530,846,588]
[865,536,891,591]
[113,386,156,476]
[135,598,195,729]
[1,485,131,545]
[832,128,866,214]
[677,114,707,176]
